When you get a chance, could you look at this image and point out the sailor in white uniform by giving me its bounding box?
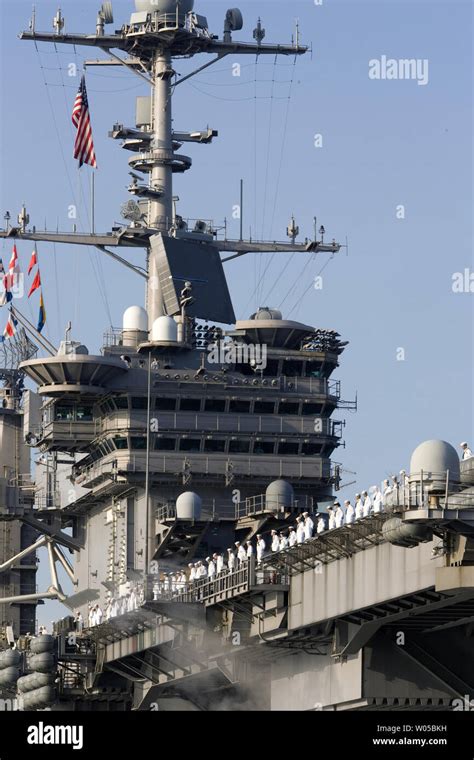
[372,486,383,514]
[227,548,236,572]
[207,556,216,579]
[256,534,266,563]
[327,506,336,530]
[279,532,289,551]
[316,513,326,534]
[344,499,355,524]
[334,501,344,528]
[236,541,247,566]
[355,493,364,520]
[362,490,372,517]
[271,530,280,552]
[189,563,196,583]
[303,511,314,541]
[216,553,225,574]
[288,526,298,547]
[296,516,305,544]
[246,541,254,560]
[460,442,473,460]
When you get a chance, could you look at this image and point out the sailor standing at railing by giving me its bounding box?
[246,541,254,560]
[288,526,298,547]
[316,513,326,533]
[227,548,236,572]
[460,442,473,460]
[296,516,305,544]
[362,490,372,517]
[256,534,266,564]
[236,541,247,566]
[355,493,364,520]
[327,506,336,530]
[270,530,280,552]
[207,557,216,579]
[196,561,207,579]
[344,500,355,524]
[334,501,344,528]
[279,531,289,550]
[216,553,225,575]
[372,486,383,513]
[188,563,196,583]
[303,511,314,540]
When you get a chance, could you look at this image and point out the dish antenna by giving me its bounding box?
[224,8,243,42]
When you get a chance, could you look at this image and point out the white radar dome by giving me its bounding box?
[265,479,294,510]
[135,0,194,13]
[176,491,202,520]
[151,316,178,342]
[409,439,460,492]
[123,306,148,333]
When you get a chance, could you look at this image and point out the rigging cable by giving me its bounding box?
[277,253,316,311]
[286,254,336,320]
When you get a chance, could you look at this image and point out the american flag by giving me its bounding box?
[72,75,97,169]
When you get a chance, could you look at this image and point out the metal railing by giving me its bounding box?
[155,493,314,523]
[384,471,465,512]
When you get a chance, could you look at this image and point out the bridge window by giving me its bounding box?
[302,403,323,415]
[131,397,148,410]
[204,399,226,413]
[254,401,275,414]
[302,443,322,455]
[204,439,226,452]
[278,441,299,455]
[229,439,250,453]
[305,362,323,377]
[179,438,201,452]
[115,396,129,410]
[55,405,74,421]
[155,397,176,411]
[278,402,300,415]
[155,437,176,451]
[130,437,147,450]
[76,405,93,421]
[180,398,201,412]
[253,441,275,454]
[114,436,128,450]
[282,359,302,377]
[229,399,251,413]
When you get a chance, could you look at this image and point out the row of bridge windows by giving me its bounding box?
[108,436,325,456]
[98,397,327,416]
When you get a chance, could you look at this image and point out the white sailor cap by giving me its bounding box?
[460,442,468,447]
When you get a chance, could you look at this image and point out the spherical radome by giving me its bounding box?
[254,307,283,321]
[151,315,178,342]
[266,479,294,509]
[135,0,194,14]
[410,439,460,480]
[176,491,202,520]
[123,305,148,332]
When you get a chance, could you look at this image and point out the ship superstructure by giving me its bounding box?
[0,1,473,713]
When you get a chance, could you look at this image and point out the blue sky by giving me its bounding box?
[1,0,472,625]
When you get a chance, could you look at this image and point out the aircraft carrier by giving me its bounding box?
[1,0,473,712]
